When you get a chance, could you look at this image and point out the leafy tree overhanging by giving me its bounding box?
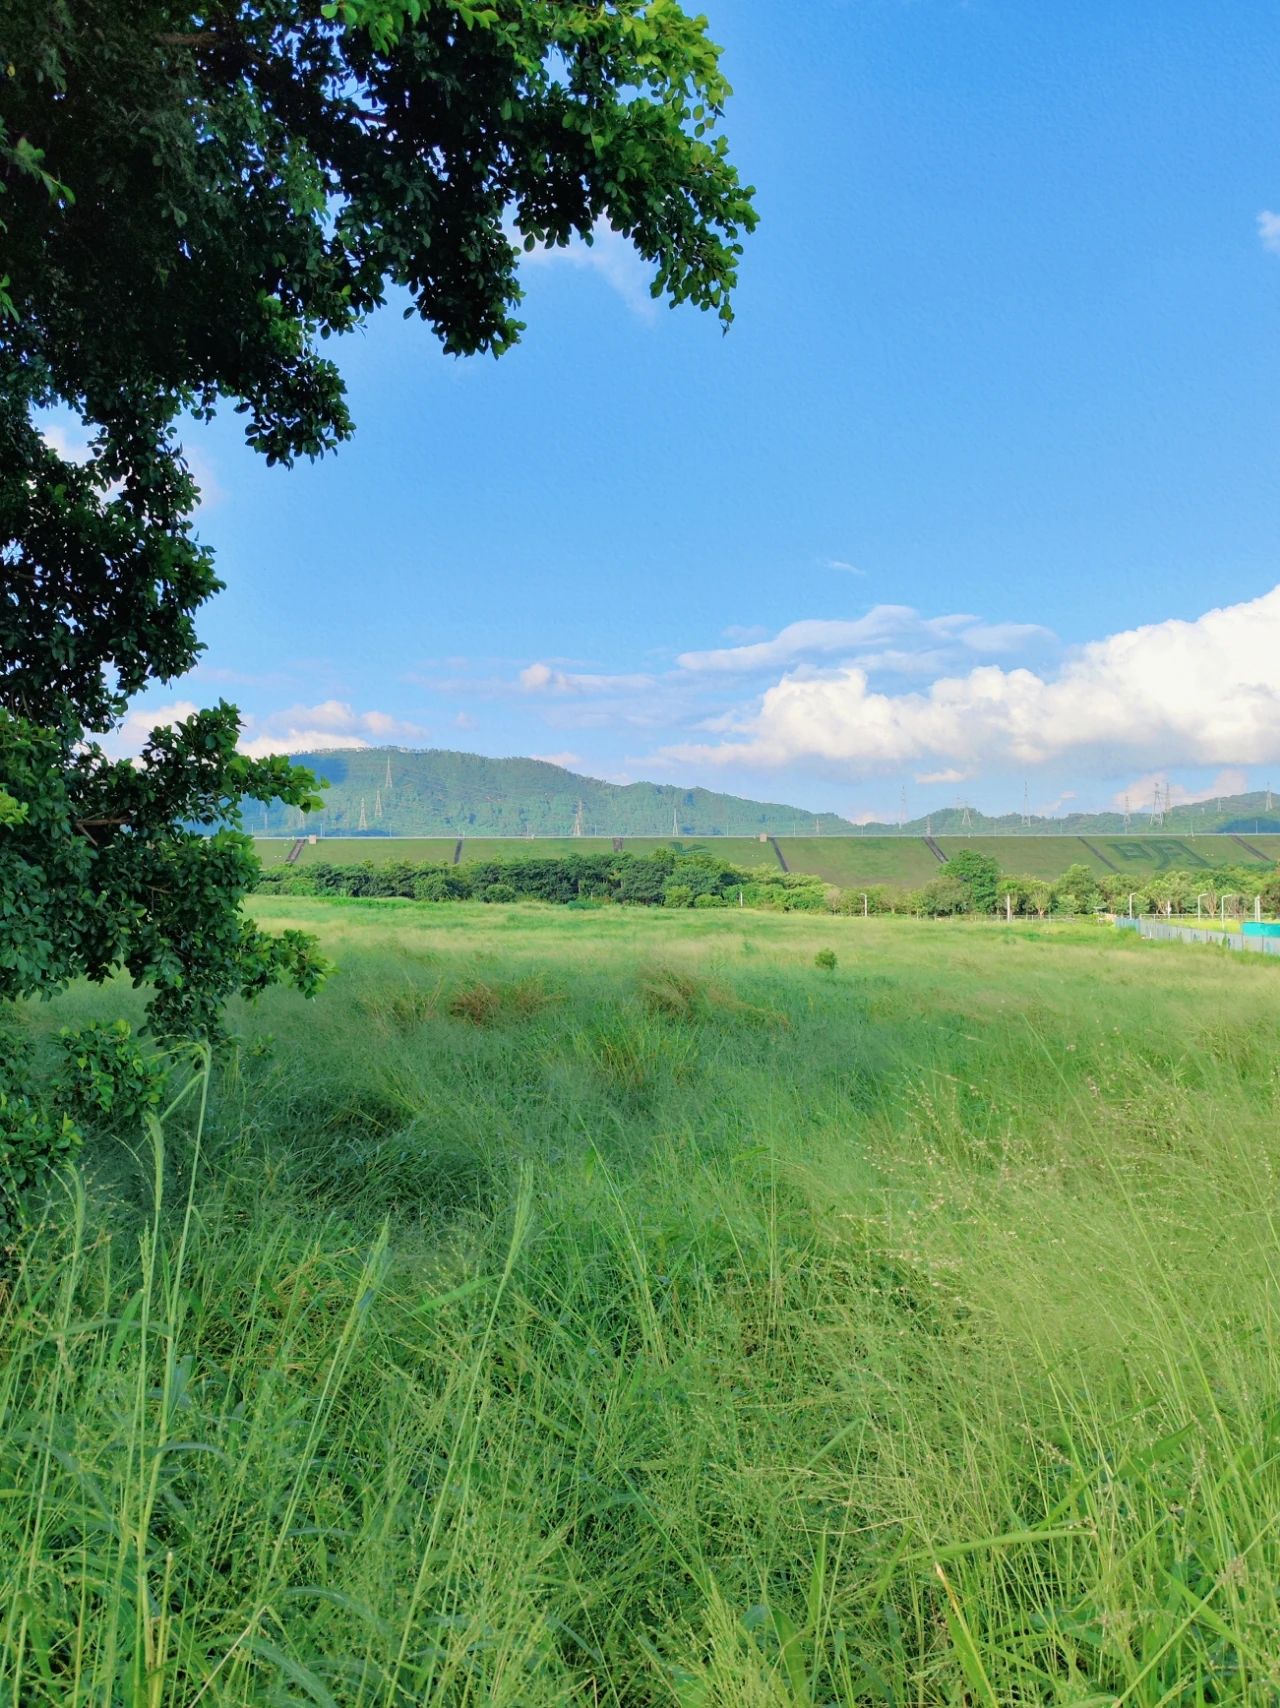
[0,0,756,1037]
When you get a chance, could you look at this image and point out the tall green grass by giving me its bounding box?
[3,902,1280,1703]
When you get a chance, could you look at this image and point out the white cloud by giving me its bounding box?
[239,730,372,759]
[915,767,971,785]
[454,711,477,729]
[823,558,866,576]
[106,700,201,756]
[518,662,656,694]
[1258,210,1280,255]
[40,416,223,511]
[676,608,1055,676]
[1113,768,1248,810]
[238,700,427,757]
[531,751,584,770]
[41,422,95,464]
[520,219,656,319]
[661,587,1280,777]
[722,624,770,642]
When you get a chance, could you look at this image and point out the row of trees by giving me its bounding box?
[256,848,1280,919]
[842,855,1280,919]
[257,849,834,911]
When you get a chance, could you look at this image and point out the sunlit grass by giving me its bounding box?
[3,902,1279,1703]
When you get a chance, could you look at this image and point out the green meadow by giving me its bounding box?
[6,901,1280,1702]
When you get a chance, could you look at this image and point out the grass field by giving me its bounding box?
[257,835,785,869]
[5,899,1280,1702]
[772,835,942,886]
[256,832,1276,886]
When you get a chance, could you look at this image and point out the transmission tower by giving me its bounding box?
[1122,793,1131,833]
[357,796,368,832]
[960,800,973,832]
[1022,780,1031,828]
[374,788,383,820]
[898,786,907,831]
[1268,783,1274,813]
[384,753,393,791]
[573,798,585,837]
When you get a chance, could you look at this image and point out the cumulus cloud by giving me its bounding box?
[520,218,656,319]
[104,701,202,757]
[661,587,1280,777]
[1258,210,1280,255]
[238,700,428,758]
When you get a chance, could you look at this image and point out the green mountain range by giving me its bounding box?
[256,748,852,838]
[256,747,1280,840]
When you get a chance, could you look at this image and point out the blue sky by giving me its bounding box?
[102,0,1280,821]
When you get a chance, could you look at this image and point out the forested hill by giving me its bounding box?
[256,748,853,837]
[253,747,1280,840]
[861,790,1280,838]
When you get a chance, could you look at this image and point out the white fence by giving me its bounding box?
[1117,917,1280,957]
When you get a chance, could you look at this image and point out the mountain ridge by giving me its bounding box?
[255,747,1280,839]
[256,747,854,838]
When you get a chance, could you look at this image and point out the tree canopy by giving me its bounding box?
[0,0,756,1036]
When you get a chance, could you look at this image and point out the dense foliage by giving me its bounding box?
[0,0,755,1051]
[259,847,835,910]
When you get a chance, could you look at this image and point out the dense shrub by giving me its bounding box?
[914,876,970,917]
[0,1027,79,1243]
[53,1021,168,1128]
[414,868,474,901]
[948,849,1001,913]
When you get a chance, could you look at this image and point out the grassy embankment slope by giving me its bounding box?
[5,901,1280,1700]
[258,830,1280,884]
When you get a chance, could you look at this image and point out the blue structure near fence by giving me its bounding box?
[1116,917,1280,956]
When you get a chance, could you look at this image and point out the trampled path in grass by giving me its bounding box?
[6,903,1280,1703]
